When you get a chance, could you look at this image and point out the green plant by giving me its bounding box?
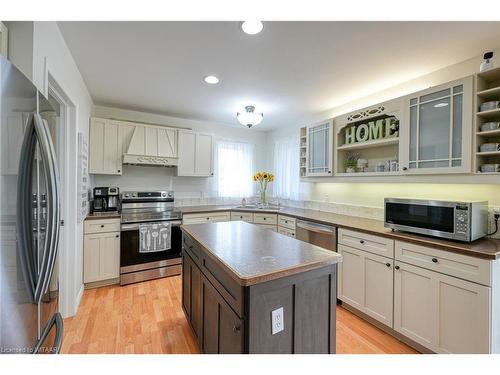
[344,152,360,168]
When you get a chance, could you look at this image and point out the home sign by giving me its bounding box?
[344,116,399,145]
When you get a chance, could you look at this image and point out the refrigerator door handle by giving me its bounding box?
[16,113,38,303]
[32,312,64,354]
[33,114,61,302]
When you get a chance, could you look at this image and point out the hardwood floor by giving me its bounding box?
[61,276,417,354]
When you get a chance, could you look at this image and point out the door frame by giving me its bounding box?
[47,73,79,318]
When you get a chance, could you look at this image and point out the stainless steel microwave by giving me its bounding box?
[384,198,488,242]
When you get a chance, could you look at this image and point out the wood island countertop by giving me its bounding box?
[181,221,342,286]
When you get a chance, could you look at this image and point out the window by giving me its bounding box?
[216,140,254,198]
[273,138,300,200]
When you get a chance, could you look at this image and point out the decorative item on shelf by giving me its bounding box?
[357,158,368,172]
[375,162,386,172]
[480,164,500,173]
[253,171,275,207]
[481,122,500,132]
[389,160,399,172]
[344,152,360,173]
[480,51,495,72]
[343,115,399,145]
[480,101,500,112]
[480,143,500,153]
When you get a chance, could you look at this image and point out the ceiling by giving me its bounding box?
[58,21,500,130]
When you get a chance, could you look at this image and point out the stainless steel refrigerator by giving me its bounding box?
[1,55,63,354]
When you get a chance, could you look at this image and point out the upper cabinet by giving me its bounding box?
[0,22,8,57]
[300,120,333,177]
[400,76,473,174]
[89,118,122,175]
[177,130,214,177]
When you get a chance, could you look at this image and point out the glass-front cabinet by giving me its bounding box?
[400,76,473,174]
[305,120,333,176]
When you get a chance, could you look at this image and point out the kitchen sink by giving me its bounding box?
[235,204,282,211]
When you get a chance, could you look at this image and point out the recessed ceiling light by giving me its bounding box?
[241,21,264,35]
[203,75,219,84]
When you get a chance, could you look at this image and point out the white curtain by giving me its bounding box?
[273,137,300,200]
[216,140,254,198]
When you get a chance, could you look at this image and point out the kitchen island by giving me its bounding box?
[180,221,342,354]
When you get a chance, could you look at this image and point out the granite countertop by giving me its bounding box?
[85,212,122,220]
[180,205,500,260]
[181,221,342,286]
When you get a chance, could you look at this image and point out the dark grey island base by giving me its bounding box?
[180,221,342,354]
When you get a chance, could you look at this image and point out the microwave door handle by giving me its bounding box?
[16,113,38,303]
[33,115,60,302]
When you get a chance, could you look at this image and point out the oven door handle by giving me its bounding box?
[121,220,182,231]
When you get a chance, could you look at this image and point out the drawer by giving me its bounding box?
[257,224,278,232]
[278,215,296,230]
[253,213,277,225]
[338,228,394,258]
[84,218,121,234]
[231,211,254,223]
[183,211,231,224]
[183,233,201,263]
[395,241,491,286]
[277,226,295,238]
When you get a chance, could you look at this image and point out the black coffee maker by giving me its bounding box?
[92,187,119,212]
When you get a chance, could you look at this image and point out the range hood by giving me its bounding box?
[122,125,178,167]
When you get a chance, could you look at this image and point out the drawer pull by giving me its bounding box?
[263,218,266,220]
[395,265,400,270]
[206,217,210,220]
[100,224,105,228]
[385,263,391,268]
[240,216,243,219]
[359,240,365,244]
[432,257,438,263]
[115,234,119,238]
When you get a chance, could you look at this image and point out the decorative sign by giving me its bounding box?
[344,116,399,145]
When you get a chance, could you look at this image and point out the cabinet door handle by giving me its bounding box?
[115,234,119,238]
[359,240,365,244]
[206,217,210,220]
[117,169,121,173]
[100,224,105,228]
[386,263,391,268]
[233,325,241,332]
[402,167,408,171]
[432,257,438,263]
[395,265,400,270]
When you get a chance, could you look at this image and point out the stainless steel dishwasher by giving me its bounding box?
[295,219,337,251]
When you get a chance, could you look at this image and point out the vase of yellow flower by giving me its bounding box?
[253,171,275,207]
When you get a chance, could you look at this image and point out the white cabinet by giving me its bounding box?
[83,218,121,284]
[394,261,490,353]
[400,76,473,174]
[83,231,120,284]
[338,244,394,327]
[304,120,333,177]
[89,118,122,175]
[177,130,214,176]
[182,211,230,224]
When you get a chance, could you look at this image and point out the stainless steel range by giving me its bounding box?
[120,191,182,285]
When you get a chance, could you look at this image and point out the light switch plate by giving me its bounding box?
[271,307,284,335]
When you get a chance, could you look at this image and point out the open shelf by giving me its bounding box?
[337,137,399,151]
[477,67,500,82]
[477,108,500,120]
[477,129,500,137]
[477,86,500,100]
[476,150,500,156]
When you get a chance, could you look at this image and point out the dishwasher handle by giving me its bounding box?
[296,220,336,235]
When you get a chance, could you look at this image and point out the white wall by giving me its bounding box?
[92,105,268,200]
[31,22,94,317]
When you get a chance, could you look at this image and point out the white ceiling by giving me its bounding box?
[58,21,500,130]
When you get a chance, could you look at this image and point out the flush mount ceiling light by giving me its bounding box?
[237,106,263,128]
[203,75,220,84]
[241,21,264,35]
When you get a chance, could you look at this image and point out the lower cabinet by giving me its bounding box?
[394,261,490,354]
[83,231,120,284]
[182,211,231,225]
[201,274,244,354]
[182,252,202,345]
[338,244,394,327]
